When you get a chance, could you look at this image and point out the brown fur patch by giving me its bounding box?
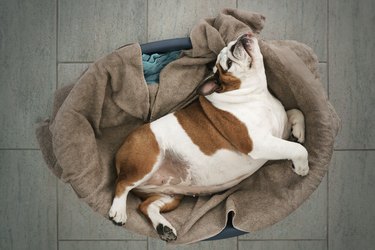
[199,96,253,154]
[174,101,235,155]
[160,195,183,213]
[216,64,241,92]
[138,195,183,217]
[174,96,253,155]
[138,195,162,216]
[114,124,160,197]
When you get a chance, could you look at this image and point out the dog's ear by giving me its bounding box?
[206,60,216,71]
[196,74,221,96]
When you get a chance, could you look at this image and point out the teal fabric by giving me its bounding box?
[142,51,181,84]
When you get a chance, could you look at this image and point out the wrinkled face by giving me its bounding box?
[215,33,255,76]
[197,32,261,95]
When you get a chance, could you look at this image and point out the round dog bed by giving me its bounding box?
[36,9,340,244]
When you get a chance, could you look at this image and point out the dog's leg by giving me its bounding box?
[250,135,309,176]
[287,109,305,143]
[139,194,183,242]
[109,125,162,225]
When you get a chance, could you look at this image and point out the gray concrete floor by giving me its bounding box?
[1,0,374,249]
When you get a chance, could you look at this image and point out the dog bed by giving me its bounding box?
[36,8,340,244]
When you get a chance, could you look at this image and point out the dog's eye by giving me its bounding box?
[227,59,232,69]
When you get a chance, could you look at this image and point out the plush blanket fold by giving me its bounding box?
[36,8,340,244]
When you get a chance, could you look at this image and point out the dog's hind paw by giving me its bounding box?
[156,224,177,242]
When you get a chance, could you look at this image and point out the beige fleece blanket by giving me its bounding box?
[36,8,340,244]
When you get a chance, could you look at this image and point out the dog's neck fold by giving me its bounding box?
[205,85,269,105]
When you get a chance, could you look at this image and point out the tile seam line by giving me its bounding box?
[327,0,330,101]
[327,2,330,249]
[0,148,40,150]
[56,0,59,91]
[58,61,93,64]
[56,1,59,250]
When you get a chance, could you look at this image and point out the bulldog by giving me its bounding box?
[108,32,309,241]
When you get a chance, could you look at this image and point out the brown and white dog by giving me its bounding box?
[109,33,309,241]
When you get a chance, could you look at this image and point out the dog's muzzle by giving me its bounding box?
[236,33,253,56]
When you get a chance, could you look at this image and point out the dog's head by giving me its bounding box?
[197,32,262,96]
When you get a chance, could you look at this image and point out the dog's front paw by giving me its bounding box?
[292,158,309,176]
[291,146,309,176]
[291,123,305,143]
[109,199,127,226]
[156,224,177,242]
[287,109,305,143]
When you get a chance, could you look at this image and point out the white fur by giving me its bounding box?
[134,114,267,195]
[147,195,177,235]
[108,193,127,224]
[109,154,164,224]
[287,109,305,143]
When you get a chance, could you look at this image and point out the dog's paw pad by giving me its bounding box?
[111,220,125,226]
[156,224,177,242]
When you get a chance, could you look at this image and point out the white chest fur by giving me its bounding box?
[207,90,288,139]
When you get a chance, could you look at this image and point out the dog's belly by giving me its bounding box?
[134,114,267,196]
[135,149,266,196]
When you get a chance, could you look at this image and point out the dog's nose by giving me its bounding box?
[238,32,253,45]
[239,32,253,40]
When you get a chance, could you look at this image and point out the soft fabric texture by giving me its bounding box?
[142,51,181,84]
[36,8,340,244]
